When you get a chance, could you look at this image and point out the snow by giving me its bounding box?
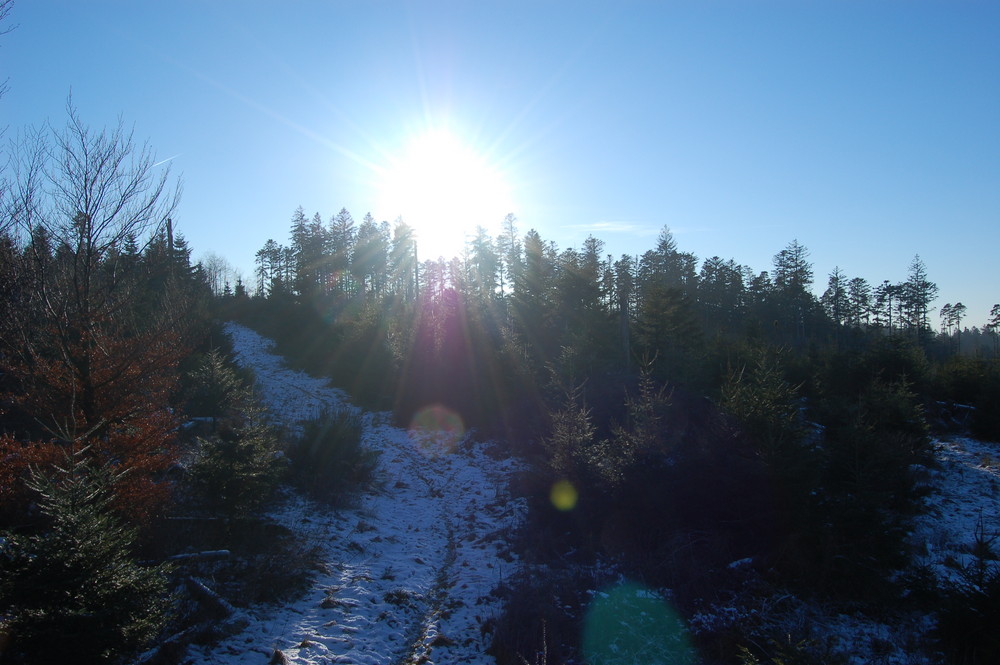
[683,435,1000,664]
[912,436,1000,583]
[763,434,1000,664]
[187,323,525,664]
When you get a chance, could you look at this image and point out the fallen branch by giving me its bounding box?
[185,575,237,619]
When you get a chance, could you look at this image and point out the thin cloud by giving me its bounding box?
[561,220,660,236]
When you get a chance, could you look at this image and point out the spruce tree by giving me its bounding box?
[901,254,938,343]
[0,454,171,664]
[188,403,285,517]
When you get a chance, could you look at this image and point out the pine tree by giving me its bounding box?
[901,254,938,343]
[512,229,555,365]
[467,225,500,302]
[352,213,389,297]
[698,256,745,326]
[496,213,522,301]
[0,454,171,663]
[988,304,1000,356]
[542,381,596,481]
[873,280,898,330]
[390,218,418,300]
[234,276,248,299]
[720,349,807,466]
[288,207,315,298]
[184,348,249,419]
[188,402,285,517]
[637,226,698,299]
[940,301,967,353]
[771,239,814,295]
[329,208,356,295]
[846,277,872,327]
[255,238,287,297]
[821,266,849,325]
[613,254,636,368]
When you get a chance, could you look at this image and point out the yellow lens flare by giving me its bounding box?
[550,479,578,511]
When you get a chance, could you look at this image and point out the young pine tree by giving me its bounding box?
[0,453,172,664]
[187,402,285,518]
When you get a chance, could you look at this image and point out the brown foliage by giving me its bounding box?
[0,411,178,528]
[2,315,186,526]
[1,310,188,527]
[0,106,195,532]
[96,409,179,525]
[9,314,184,431]
[0,435,64,524]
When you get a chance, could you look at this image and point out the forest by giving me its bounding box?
[238,202,1000,442]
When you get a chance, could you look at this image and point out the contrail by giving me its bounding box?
[152,154,180,168]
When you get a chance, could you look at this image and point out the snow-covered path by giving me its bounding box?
[189,323,524,664]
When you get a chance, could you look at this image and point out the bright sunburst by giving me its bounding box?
[377,129,514,261]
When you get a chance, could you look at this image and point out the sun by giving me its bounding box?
[377,129,514,261]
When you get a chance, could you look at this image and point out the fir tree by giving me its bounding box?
[0,453,171,664]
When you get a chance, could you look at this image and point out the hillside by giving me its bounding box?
[190,323,1000,665]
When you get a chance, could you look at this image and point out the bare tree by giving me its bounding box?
[2,101,182,437]
[0,1,12,35]
[48,101,180,256]
[0,0,17,227]
[199,250,238,296]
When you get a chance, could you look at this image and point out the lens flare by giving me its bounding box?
[408,403,465,454]
[550,480,578,511]
[583,582,694,665]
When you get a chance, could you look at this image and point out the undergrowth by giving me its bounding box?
[288,408,379,504]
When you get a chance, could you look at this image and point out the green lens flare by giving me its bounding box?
[583,582,694,665]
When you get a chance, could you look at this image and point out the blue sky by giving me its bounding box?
[4,1,998,325]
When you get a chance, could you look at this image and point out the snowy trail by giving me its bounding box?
[189,323,524,664]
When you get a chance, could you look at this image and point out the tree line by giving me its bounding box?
[250,206,997,345]
[241,205,999,414]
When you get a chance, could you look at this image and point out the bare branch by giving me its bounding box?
[45,100,181,260]
[0,0,14,37]
[0,0,14,100]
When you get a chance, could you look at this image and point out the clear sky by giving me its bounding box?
[3,1,998,325]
